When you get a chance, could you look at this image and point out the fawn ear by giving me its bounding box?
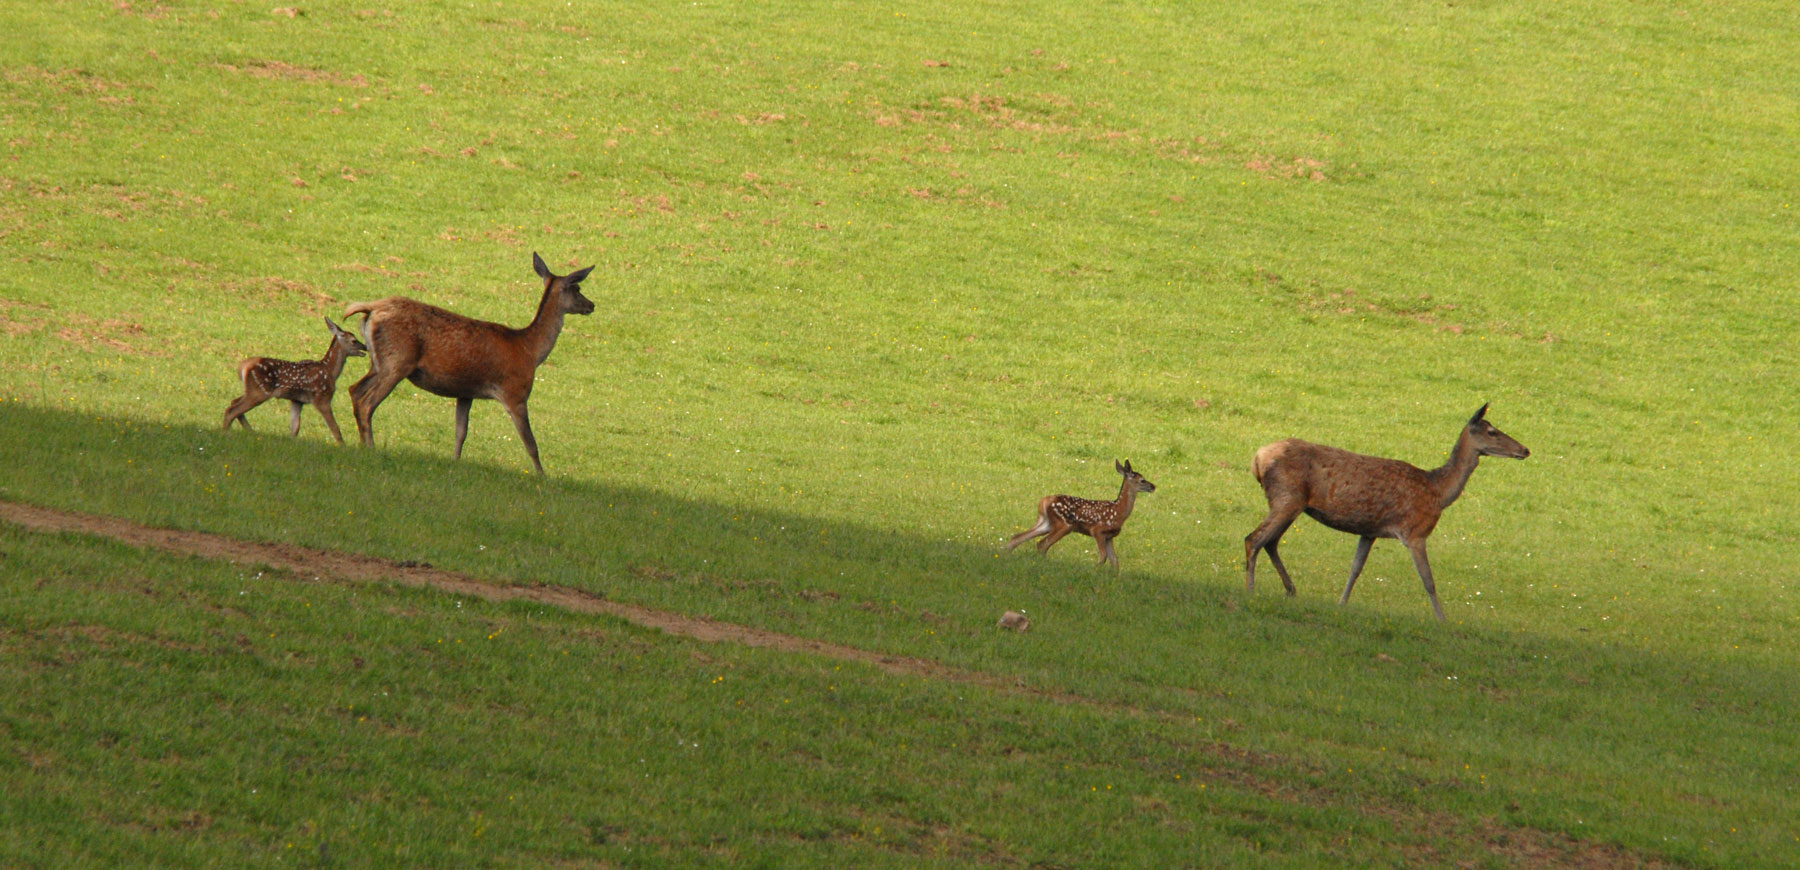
[1116,459,1126,474]
[325,316,341,333]
[1469,403,1490,425]
[532,252,552,280]
[566,265,594,285]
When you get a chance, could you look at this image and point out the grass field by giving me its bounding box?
[2,0,1796,865]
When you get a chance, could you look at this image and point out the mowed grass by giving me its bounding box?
[1,0,1797,865]
[3,523,1603,868]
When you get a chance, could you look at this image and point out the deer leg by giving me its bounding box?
[1098,533,1120,568]
[501,398,544,475]
[1404,538,1448,622]
[453,397,473,460]
[1037,523,1075,554]
[222,395,261,430]
[350,367,408,448]
[314,397,346,445]
[1245,503,1301,595]
[1339,536,1377,605]
[1006,514,1052,551]
[288,401,304,437]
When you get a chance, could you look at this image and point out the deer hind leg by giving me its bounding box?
[500,397,544,475]
[1037,523,1076,554]
[1245,501,1302,595]
[287,400,305,437]
[1403,538,1447,622]
[1006,509,1053,551]
[222,394,263,430]
[1339,535,1377,605]
[453,397,474,460]
[314,397,346,445]
[350,365,409,448]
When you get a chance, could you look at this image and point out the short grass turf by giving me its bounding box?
[1,0,1797,865]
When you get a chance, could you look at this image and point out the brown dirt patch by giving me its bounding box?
[214,60,369,88]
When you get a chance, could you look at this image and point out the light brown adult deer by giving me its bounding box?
[343,252,595,475]
[222,317,367,444]
[1244,404,1529,621]
[1007,460,1157,567]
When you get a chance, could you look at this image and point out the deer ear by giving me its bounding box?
[1470,403,1490,424]
[325,316,342,333]
[1115,459,1126,474]
[566,266,594,285]
[532,252,552,280]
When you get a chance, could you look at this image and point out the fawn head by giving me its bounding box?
[325,317,368,357]
[1466,404,1529,459]
[1116,459,1157,493]
[533,252,597,316]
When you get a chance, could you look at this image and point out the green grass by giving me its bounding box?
[2,0,1797,865]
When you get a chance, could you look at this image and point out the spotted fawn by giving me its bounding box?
[1007,460,1157,568]
[223,317,367,444]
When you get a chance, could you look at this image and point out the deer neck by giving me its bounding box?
[1428,430,1482,509]
[1113,478,1140,522]
[318,340,350,389]
[521,285,567,366]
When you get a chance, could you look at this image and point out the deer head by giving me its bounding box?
[1116,459,1157,493]
[326,317,368,357]
[1466,404,1529,459]
[533,252,597,316]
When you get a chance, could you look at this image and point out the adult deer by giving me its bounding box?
[1244,404,1529,621]
[343,252,595,475]
[222,317,367,444]
[1007,460,1157,568]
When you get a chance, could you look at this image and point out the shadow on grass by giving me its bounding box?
[1,401,1795,858]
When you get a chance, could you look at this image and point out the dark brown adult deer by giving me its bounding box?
[343,252,595,475]
[1007,460,1157,567]
[222,317,367,444]
[1244,404,1529,621]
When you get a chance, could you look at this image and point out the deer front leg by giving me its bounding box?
[1339,535,1376,605]
[1097,532,1120,568]
[453,397,473,460]
[288,401,305,437]
[314,397,346,445]
[501,397,544,475]
[1403,538,1448,622]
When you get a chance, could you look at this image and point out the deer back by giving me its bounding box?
[1255,439,1439,537]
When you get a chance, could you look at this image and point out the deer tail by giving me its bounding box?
[236,358,257,388]
[1252,442,1288,483]
[342,300,377,320]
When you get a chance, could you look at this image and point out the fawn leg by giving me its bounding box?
[501,397,544,475]
[453,397,473,460]
[223,396,261,430]
[1037,524,1074,554]
[288,401,305,437]
[1006,515,1052,551]
[1404,538,1447,622]
[1098,533,1120,568]
[1340,535,1377,605]
[314,397,346,445]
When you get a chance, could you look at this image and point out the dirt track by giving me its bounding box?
[0,499,1053,699]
